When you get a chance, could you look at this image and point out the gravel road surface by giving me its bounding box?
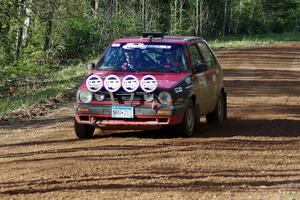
[0,42,299,200]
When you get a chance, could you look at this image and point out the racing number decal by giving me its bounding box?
[205,70,217,83]
[196,73,207,87]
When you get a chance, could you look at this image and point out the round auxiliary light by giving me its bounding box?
[122,75,139,93]
[140,75,157,93]
[104,75,121,92]
[158,91,172,105]
[143,93,154,102]
[79,89,92,103]
[95,93,105,101]
[86,75,103,92]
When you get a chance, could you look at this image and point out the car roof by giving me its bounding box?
[113,35,205,44]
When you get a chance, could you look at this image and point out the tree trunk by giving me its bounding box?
[174,0,177,33]
[144,0,149,32]
[228,0,232,35]
[195,0,199,35]
[199,0,203,35]
[91,0,99,16]
[179,0,184,32]
[44,12,53,51]
[235,0,243,35]
[15,0,25,62]
[222,0,228,37]
[22,2,32,47]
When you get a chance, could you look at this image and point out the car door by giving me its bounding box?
[187,43,210,115]
[197,42,219,112]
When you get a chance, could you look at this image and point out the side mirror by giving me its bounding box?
[195,62,207,73]
[86,63,95,71]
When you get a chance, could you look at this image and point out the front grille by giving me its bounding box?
[93,92,158,103]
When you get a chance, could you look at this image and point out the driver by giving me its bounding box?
[163,49,181,68]
[121,49,138,71]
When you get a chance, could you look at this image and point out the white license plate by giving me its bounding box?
[112,106,134,118]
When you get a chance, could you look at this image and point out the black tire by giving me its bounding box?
[177,100,195,137]
[206,92,227,124]
[74,120,95,139]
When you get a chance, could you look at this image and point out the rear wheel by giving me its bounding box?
[206,92,227,124]
[177,100,195,137]
[74,120,95,139]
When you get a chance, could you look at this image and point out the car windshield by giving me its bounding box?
[96,42,188,72]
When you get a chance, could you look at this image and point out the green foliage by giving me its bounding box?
[236,0,267,34]
[0,0,300,116]
[262,0,299,32]
[210,32,300,48]
[1,0,299,67]
[0,0,17,65]
[0,63,88,116]
[62,14,95,60]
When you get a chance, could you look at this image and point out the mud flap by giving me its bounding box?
[223,91,227,120]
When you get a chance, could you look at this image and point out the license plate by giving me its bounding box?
[112,106,134,118]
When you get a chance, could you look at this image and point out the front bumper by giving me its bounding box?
[74,103,185,130]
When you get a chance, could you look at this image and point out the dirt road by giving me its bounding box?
[0,42,299,200]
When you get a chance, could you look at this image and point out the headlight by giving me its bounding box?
[143,93,154,102]
[78,89,92,103]
[158,91,172,105]
[95,93,105,101]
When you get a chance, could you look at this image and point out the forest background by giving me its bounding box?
[0,0,299,117]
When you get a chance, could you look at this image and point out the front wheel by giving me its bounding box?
[74,120,95,139]
[206,92,227,124]
[177,100,195,137]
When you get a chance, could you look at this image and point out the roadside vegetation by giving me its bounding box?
[210,32,300,48]
[0,64,88,120]
[0,0,300,120]
[1,32,300,121]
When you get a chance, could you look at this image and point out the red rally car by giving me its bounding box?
[74,33,227,138]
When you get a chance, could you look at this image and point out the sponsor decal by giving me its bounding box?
[185,77,192,85]
[197,73,207,87]
[111,43,121,47]
[123,43,172,50]
[86,75,103,92]
[104,75,121,92]
[212,74,217,82]
[185,84,193,89]
[147,45,172,49]
[140,75,157,93]
[121,96,130,101]
[123,43,147,49]
[174,87,183,93]
[122,75,139,93]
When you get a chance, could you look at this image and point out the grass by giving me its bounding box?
[210,32,300,48]
[0,63,89,117]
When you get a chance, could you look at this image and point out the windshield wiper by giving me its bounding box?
[126,68,139,72]
[168,68,180,72]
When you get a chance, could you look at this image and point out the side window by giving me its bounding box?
[197,43,216,69]
[188,44,203,68]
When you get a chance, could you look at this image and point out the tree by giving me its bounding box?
[1,0,300,70]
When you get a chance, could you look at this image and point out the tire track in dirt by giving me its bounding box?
[0,42,299,200]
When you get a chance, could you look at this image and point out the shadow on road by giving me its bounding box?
[94,118,300,139]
